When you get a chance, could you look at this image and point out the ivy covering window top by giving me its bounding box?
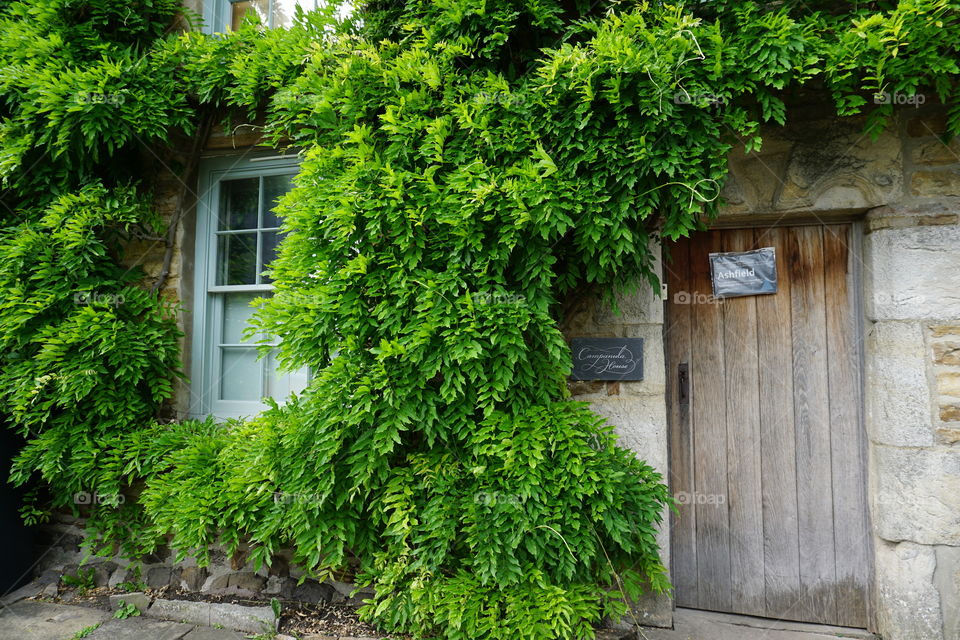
[0,0,957,638]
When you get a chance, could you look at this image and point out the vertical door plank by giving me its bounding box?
[721,230,765,617]
[689,230,732,613]
[787,225,838,625]
[666,238,698,608]
[823,225,870,628]
[754,227,803,620]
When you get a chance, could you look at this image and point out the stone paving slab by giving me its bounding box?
[181,627,248,639]
[85,617,194,640]
[0,580,44,607]
[0,600,111,640]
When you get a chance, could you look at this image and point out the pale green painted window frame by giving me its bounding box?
[190,154,303,420]
[202,0,321,33]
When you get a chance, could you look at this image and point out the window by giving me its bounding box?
[203,0,322,32]
[191,155,309,420]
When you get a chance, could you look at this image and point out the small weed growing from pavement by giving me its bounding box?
[113,601,141,619]
[71,624,101,639]
[62,569,96,596]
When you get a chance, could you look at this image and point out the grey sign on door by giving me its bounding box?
[709,247,778,298]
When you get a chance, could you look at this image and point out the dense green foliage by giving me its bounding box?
[1,0,958,638]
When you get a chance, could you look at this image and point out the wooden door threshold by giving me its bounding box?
[601,608,877,640]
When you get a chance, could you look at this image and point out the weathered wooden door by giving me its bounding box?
[666,225,870,627]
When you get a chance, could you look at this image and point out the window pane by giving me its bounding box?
[217,233,258,285]
[222,292,260,344]
[220,348,262,401]
[231,0,269,29]
[262,173,293,228]
[218,177,259,230]
[265,350,310,398]
[272,0,310,28]
[260,231,280,283]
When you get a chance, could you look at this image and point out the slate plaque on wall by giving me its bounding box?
[709,247,778,298]
[570,338,644,381]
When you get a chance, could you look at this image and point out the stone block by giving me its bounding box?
[920,214,960,225]
[206,124,266,150]
[940,404,960,423]
[181,565,208,591]
[907,113,949,137]
[562,302,599,337]
[90,562,117,587]
[872,445,960,546]
[292,579,335,604]
[589,395,667,472]
[227,572,266,593]
[874,539,944,640]
[933,342,960,366]
[618,326,666,397]
[109,591,151,614]
[591,284,664,327]
[865,226,960,321]
[911,170,960,197]
[865,322,935,446]
[937,372,960,398]
[146,566,173,588]
[912,138,960,166]
[567,380,605,398]
[264,575,293,598]
[935,545,960,640]
[721,118,903,215]
[206,573,231,591]
[37,569,61,585]
[778,122,902,212]
[931,325,960,338]
[936,426,960,444]
[108,567,129,589]
[329,580,357,599]
[146,598,210,627]
[207,602,277,634]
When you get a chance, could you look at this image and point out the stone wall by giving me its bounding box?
[562,251,671,629]
[36,512,369,607]
[860,107,960,640]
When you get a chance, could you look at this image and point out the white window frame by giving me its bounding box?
[190,154,303,420]
[202,0,321,33]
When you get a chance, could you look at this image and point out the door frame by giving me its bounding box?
[662,217,876,632]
